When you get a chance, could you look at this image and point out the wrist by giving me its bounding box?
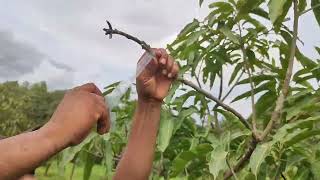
[137,97,162,107]
[38,122,70,153]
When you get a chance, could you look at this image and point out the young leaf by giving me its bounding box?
[268,0,289,23]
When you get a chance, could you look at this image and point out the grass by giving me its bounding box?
[35,162,108,180]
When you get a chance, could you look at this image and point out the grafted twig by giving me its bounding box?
[103,21,153,55]
[102,20,251,130]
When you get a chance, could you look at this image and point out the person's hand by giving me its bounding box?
[41,83,110,147]
[136,48,179,102]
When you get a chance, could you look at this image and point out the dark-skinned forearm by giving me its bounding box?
[0,124,67,179]
[114,99,161,180]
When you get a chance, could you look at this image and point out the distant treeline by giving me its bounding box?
[0,81,65,137]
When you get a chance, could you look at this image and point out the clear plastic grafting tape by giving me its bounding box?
[105,51,155,123]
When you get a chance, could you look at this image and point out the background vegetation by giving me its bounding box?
[1,0,320,179]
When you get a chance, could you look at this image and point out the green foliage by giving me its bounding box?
[0,81,64,137]
[2,0,320,179]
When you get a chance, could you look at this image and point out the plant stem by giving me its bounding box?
[238,23,258,137]
[224,138,258,179]
[179,78,250,129]
[260,0,299,140]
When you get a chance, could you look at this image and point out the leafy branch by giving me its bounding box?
[102,21,251,130]
[260,0,299,140]
[225,0,300,178]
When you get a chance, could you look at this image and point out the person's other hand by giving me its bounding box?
[136,48,179,102]
[42,83,110,147]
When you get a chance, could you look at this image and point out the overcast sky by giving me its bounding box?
[0,0,319,116]
[0,0,204,90]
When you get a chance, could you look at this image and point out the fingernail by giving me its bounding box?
[168,73,172,78]
[162,69,167,75]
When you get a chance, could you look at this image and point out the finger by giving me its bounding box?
[159,48,168,73]
[153,48,162,59]
[166,56,174,78]
[76,83,103,96]
[171,62,180,78]
[97,106,110,134]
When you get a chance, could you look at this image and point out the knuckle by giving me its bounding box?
[87,82,96,88]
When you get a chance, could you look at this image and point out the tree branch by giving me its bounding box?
[224,138,258,179]
[178,78,250,130]
[238,23,258,137]
[102,21,251,130]
[260,0,299,140]
[225,1,300,179]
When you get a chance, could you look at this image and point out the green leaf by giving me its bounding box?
[255,91,277,118]
[83,151,95,180]
[103,81,120,96]
[176,19,200,41]
[170,151,196,177]
[251,7,269,19]
[229,63,243,85]
[171,144,213,177]
[174,107,198,133]
[209,145,228,179]
[60,132,98,168]
[186,30,205,46]
[268,0,289,23]
[312,0,320,27]
[232,81,275,102]
[315,46,320,55]
[237,0,264,14]
[237,75,277,86]
[285,130,320,147]
[209,2,234,13]
[219,26,240,44]
[158,110,175,152]
[249,142,273,176]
